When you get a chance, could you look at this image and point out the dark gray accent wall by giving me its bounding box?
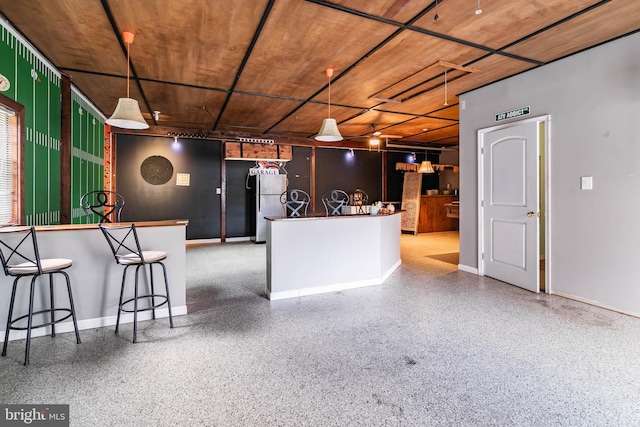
[115,136,436,240]
[225,160,253,238]
[386,151,440,203]
[315,148,382,207]
[116,135,221,240]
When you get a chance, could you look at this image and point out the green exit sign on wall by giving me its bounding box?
[496,106,530,122]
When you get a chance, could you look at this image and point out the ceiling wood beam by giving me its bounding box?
[269,2,436,137]
[214,0,276,131]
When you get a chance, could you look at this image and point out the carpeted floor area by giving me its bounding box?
[1,231,640,426]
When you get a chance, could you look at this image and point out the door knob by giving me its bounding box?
[527,211,535,217]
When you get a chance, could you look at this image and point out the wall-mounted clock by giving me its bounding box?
[0,74,9,92]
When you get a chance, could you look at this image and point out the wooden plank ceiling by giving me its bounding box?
[0,0,639,149]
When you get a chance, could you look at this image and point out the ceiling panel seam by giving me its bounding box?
[266,2,435,136]
[214,0,276,131]
[305,0,542,65]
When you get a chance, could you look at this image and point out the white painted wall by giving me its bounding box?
[459,32,640,315]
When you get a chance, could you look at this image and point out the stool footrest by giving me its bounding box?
[8,308,74,331]
[120,294,169,313]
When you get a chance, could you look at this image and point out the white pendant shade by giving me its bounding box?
[315,118,343,142]
[106,98,149,129]
[418,160,435,173]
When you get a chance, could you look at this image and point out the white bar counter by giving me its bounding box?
[266,212,401,300]
[0,220,188,341]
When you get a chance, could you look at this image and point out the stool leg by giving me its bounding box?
[62,271,81,345]
[115,267,128,334]
[49,273,55,337]
[159,261,173,328]
[24,276,37,366]
[2,278,19,357]
[133,265,141,343]
[149,263,156,320]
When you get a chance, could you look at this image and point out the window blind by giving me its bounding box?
[0,105,16,224]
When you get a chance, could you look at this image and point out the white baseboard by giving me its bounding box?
[268,260,402,301]
[186,237,252,246]
[2,305,188,341]
[458,264,479,274]
[552,292,640,319]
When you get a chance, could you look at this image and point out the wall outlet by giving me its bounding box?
[580,176,593,190]
[216,187,221,194]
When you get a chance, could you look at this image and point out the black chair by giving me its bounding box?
[80,190,125,223]
[280,189,311,217]
[99,223,173,343]
[353,189,369,214]
[321,189,350,216]
[0,226,81,365]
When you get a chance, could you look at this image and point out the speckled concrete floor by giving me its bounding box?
[1,232,640,426]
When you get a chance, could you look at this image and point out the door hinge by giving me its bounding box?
[481,253,485,260]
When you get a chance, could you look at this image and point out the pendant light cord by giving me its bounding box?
[444,69,448,106]
[126,41,130,98]
[327,74,331,118]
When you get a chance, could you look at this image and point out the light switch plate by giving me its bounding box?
[581,176,593,190]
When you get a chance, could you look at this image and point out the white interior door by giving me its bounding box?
[480,119,540,292]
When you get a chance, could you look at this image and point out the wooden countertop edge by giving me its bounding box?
[30,219,190,232]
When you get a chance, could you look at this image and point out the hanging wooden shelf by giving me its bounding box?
[225,142,292,161]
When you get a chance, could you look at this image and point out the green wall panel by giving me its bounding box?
[2,19,103,226]
[70,91,105,224]
[0,27,17,100]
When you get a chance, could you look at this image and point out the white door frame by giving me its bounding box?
[477,115,551,293]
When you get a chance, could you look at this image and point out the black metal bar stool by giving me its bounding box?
[80,190,125,223]
[99,223,173,343]
[0,226,81,365]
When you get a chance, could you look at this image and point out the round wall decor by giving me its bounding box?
[140,155,173,185]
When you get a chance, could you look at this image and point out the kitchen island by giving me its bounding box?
[0,220,188,341]
[266,212,401,300]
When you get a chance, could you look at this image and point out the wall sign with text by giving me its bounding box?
[496,106,530,122]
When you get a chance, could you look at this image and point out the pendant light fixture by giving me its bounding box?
[418,160,435,173]
[369,123,380,148]
[106,31,149,130]
[315,68,343,142]
[475,0,483,15]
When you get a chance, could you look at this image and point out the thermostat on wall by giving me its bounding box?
[176,173,190,186]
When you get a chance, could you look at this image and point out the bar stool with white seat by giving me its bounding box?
[0,226,81,365]
[99,223,173,343]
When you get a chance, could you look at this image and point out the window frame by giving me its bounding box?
[0,93,24,225]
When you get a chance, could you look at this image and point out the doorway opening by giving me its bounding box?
[477,115,550,294]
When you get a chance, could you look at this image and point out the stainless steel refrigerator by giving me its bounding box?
[251,174,287,243]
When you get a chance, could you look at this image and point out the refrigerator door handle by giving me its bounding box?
[256,176,260,211]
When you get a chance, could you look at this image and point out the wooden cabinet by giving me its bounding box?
[418,195,458,233]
